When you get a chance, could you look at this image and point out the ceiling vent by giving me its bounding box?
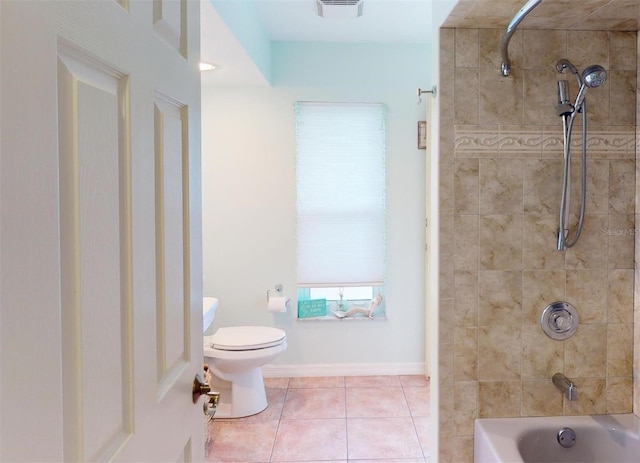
[316,0,364,19]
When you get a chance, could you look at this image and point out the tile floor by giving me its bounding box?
[206,375,431,463]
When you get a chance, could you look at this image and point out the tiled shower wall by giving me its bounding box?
[438,29,637,462]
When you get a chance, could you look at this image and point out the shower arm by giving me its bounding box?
[500,0,542,76]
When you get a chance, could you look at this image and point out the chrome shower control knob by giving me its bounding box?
[551,311,572,331]
[541,302,579,340]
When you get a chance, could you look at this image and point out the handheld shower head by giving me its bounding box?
[556,60,607,114]
[573,65,607,112]
[582,65,607,88]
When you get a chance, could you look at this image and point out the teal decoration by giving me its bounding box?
[298,298,327,318]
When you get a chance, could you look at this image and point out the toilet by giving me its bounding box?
[202,299,287,419]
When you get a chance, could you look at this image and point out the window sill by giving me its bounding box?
[297,313,387,321]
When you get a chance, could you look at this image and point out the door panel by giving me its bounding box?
[155,94,189,396]
[58,45,134,462]
[1,1,203,461]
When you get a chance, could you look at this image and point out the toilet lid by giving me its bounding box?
[210,326,286,351]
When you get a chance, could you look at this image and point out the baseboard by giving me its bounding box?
[262,362,425,378]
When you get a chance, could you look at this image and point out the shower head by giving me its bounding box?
[573,64,607,112]
[555,60,607,114]
[581,65,607,88]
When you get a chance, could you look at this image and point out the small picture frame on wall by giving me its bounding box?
[417,120,427,149]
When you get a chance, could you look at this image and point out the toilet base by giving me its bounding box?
[209,367,268,419]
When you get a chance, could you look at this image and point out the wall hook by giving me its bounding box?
[417,86,437,103]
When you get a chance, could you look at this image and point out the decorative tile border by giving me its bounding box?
[454,126,635,158]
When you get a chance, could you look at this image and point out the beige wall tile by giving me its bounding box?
[606,377,633,414]
[454,270,478,326]
[438,432,454,463]
[607,323,633,377]
[478,381,521,418]
[523,30,567,69]
[478,325,521,381]
[523,159,563,214]
[453,436,474,463]
[610,159,636,214]
[440,213,454,257]
[479,215,523,270]
[498,125,543,158]
[608,269,634,323]
[564,324,607,378]
[454,326,478,381]
[635,280,640,415]
[564,378,606,415]
[440,162,455,212]
[565,214,609,269]
[521,325,564,380]
[479,71,524,125]
[479,29,517,70]
[440,254,453,299]
[439,23,636,463]
[522,270,566,324]
[454,214,479,271]
[566,269,608,323]
[478,270,522,326]
[522,380,564,416]
[455,68,479,125]
[610,31,637,70]
[479,159,523,214]
[454,124,500,159]
[523,69,562,126]
[440,339,454,385]
[583,79,611,125]
[607,215,635,269]
[583,160,610,215]
[567,30,610,70]
[440,380,455,438]
[455,29,479,68]
[440,298,454,340]
[522,215,566,270]
[541,125,564,158]
[453,381,478,435]
[455,159,479,214]
[610,71,637,126]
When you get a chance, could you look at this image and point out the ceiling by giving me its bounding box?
[200,0,435,86]
[201,0,640,87]
[252,0,433,43]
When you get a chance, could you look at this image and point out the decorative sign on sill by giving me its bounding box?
[297,298,327,318]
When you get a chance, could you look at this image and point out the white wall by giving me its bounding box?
[202,42,431,374]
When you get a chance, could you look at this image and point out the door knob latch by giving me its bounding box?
[193,373,219,420]
[192,374,211,403]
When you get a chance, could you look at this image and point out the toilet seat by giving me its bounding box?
[208,326,286,351]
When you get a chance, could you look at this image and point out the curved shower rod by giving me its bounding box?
[500,0,542,76]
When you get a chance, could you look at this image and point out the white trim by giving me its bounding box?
[262,362,426,378]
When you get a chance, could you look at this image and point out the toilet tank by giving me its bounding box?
[203,297,218,333]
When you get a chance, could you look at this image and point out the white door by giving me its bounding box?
[0,1,204,461]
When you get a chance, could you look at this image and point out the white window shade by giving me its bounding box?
[295,102,386,286]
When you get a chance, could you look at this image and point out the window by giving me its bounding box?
[295,102,386,318]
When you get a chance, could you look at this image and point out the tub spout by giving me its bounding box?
[552,373,577,401]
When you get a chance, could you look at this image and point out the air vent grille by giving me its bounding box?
[316,0,364,18]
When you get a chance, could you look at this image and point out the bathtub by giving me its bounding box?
[474,414,640,463]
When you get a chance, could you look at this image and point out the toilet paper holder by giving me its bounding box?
[266,284,284,302]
